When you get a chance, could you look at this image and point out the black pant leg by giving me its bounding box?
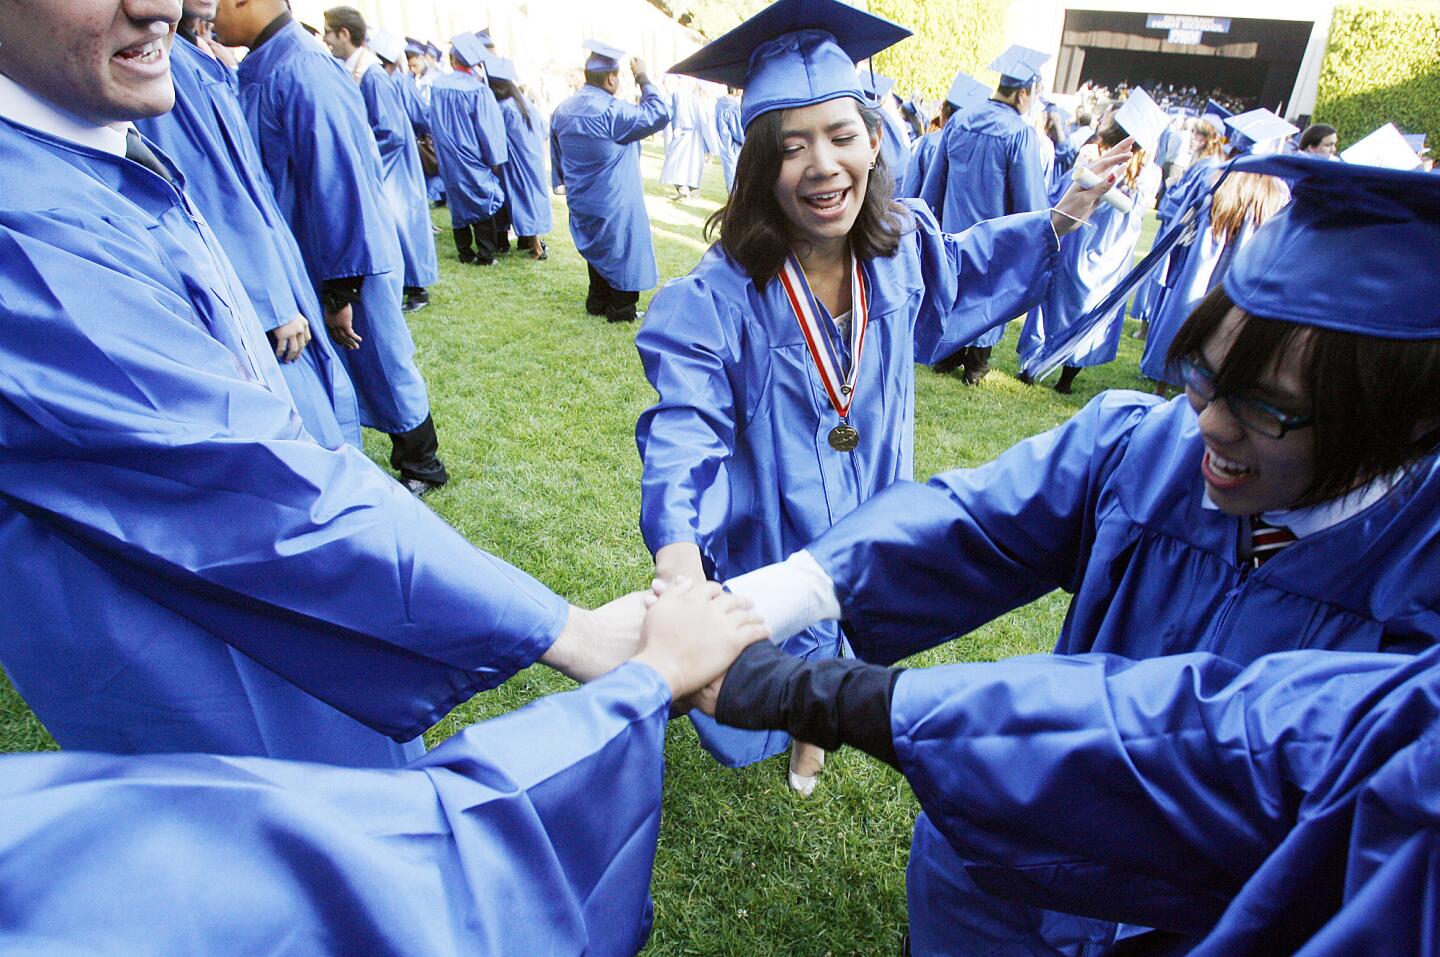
[470,217,500,264]
[606,287,640,323]
[496,204,512,252]
[388,414,449,486]
[453,225,476,263]
[585,262,610,316]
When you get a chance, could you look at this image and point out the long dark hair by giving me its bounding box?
[488,76,533,130]
[1169,286,1440,506]
[704,98,911,287]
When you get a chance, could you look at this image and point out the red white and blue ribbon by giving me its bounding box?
[777,249,870,419]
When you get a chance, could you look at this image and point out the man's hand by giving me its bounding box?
[654,542,705,586]
[541,592,650,683]
[634,579,768,701]
[630,58,648,83]
[269,314,311,363]
[1051,136,1134,237]
[325,303,363,350]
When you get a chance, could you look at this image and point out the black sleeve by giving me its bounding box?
[319,276,364,313]
[715,641,901,769]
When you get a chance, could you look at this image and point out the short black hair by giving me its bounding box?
[584,69,617,89]
[1168,286,1440,507]
[323,6,366,46]
[1299,123,1337,151]
[704,100,911,287]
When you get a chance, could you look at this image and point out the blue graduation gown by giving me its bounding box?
[0,662,668,956]
[1133,154,1222,326]
[0,120,569,768]
[392,68,431,136]
[899,128,940,202]
[497,95,553,237]
[551,83,670,292]
[635,204,1060,765]
[237,20,433,435]
[660,83,716,190]
[358,64,439,289]
[893,646,1440,956]
[714,96,744,191]
[134,35,361,450]
[920,99,1050,348]
[1017,162,1161,372]
[429,70,508,227]
[877,108,911,197]
[809,391,1440,669]
[1140,170,1285,386]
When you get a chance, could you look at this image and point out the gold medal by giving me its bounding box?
[828,423,860,452]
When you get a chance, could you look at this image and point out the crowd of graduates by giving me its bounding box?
[2,0,1440,954]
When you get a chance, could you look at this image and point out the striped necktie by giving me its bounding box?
[1248,515,1297,568]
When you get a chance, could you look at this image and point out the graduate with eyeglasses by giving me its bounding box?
[635,0,1132,789]
[719,152,1440,953]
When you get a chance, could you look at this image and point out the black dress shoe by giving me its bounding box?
[402,289,430,313]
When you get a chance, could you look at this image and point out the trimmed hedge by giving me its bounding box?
[870,0,1010,106]
[1314,1,1440,150]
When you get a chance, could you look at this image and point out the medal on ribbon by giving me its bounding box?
[778,248,869,453]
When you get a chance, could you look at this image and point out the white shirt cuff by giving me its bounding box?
[725,550,841,645]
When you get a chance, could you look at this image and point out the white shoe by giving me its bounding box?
[788,771,818,797]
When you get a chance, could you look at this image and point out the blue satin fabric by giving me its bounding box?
[1017,162,1161,373]
[877,107,911,197]
[429,70,509,225]
[358,64,439,289]
[920,99,1050,348]
[393,69,432,136]
[0,120,569,767]
[892,647,1440,955]
[660,84,718,190]
[811,391,1440,669]
[635,205,1059,765]
[0,663,668,956]
[237,20,431,434]
[714,95,744,191]
[135,35,361,450]
[550,83,670,291]
[497,94,554,237]
[899,128,940,201]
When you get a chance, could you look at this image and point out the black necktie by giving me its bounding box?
[124,127,171,181]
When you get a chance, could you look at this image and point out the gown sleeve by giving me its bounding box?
[359,69,407,165]
[476,83,510,167]
[0,210,569,743]
[908,203,1060,363]
[610,82,672,145]
[550,121,565,190]
[918,123,950,216]
[633,274,739,565]
[806,391,1161,664]
[889,647,1422,934]
[1007,126,1050,215]
[0,662,670,957]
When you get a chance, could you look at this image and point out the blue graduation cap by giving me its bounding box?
[1342,123,1425,171]
[1198,112,1226,135]
[859,71,896,103]
[667,0,911,129]
[487,56,518,83]
[1224,153,1440,339]
[945,71,989,111]
[450,32,487,68]
[1225,108,1298,156]
[425,42,443,60]
[1205,97,1233,120]
[404,36,427,57]
[988,44,1049,88]
[1402,132,1429,155]
[1113,87,1167,152]
[368,27,404,66]
[584,39,625,73]
[476,28,496,50]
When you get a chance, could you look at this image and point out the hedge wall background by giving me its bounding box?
[869,0,1010,104]
[1314,1,1440,150]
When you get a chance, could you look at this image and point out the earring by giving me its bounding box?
[868,159,877,170]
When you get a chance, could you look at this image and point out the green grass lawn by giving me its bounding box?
[0,142,1160,955]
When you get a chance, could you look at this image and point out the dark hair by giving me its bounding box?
[1299,123,1337,151]
[488,76,532,129]
[584,69,616,89]
[1168,286,1440,506]
[322,6,366,46]
[704,99,911,287]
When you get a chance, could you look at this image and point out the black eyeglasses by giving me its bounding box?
[1178,355,1313,439]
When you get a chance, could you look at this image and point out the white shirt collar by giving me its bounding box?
[0,70,129,157]
[344,48,364,74]
[1200,470,1400,538]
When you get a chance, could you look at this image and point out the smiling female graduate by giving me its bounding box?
[633,0,1132,788]
[717,152,1440,952]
